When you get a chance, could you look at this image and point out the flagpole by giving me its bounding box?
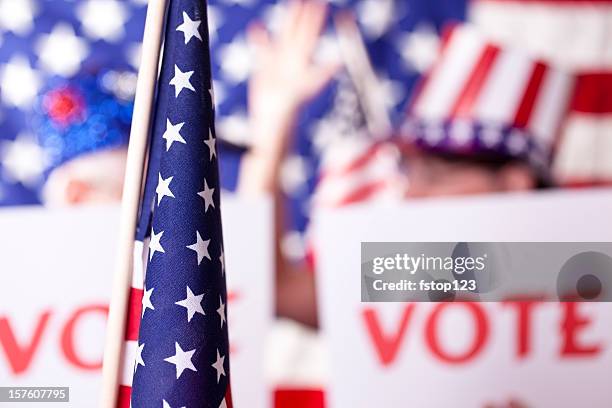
[100,1,167,406]
[334,12,392,138]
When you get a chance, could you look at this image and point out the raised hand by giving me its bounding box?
[241,0,340,194]
[248,0,339,120]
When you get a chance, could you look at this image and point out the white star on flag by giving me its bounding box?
[481,125,503,147]
[197,178,215,212]
[0,56,42,109]
[169,64,195,97]
[217,296,226,328]
[76,0,128,42]
[397,23,440,73]
[35,23,89,77]
[218,37,251,83]
[163,400,186,408]
[156,174,175,205]
[204,129,217,160]
[219,248,225,275]
[356,0,395,39]
[209,87,215,109]
[176,11,202,44]
[175,286,206,322]
[141,287,155,317]
[0,133,48,185]
[280,155,309,196]
[162,119,186,151]
[0,0,37,36]
[164,342,197,379]
[507,131,527,155]
[216,113,249,146]
[211,349,226,383]
[134,342,145,373]
[148,229,165,261]
[186,231,211,265]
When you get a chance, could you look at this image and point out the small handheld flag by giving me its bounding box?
[105,0,232,407]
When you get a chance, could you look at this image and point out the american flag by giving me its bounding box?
[0,0,147,205]
[10,1,610,255]
[117,0,232,407]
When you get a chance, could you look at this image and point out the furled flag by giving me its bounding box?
[116,0,232,407]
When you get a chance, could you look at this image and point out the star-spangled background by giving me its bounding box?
[130,0,230,406]
[0,0,467,256]
[0,0,148,205]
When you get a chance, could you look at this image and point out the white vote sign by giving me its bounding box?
[315,189,612,408]
[0,195,272,407]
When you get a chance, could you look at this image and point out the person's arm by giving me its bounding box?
[238,0,339,328]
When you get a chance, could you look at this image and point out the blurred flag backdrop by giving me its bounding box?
[0,0,467,257]
[0,0,147,204]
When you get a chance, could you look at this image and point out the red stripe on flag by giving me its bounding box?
[225,383,234,408]
[318,143,384,181]
[117,385,131,408]
[333,180,389,207]
[513,62,547,128]
[571,72,612,113]
[449,45,500,118]
[274,389,325,408]
[125,287,143,341]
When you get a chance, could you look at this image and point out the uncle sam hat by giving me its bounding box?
[401,24,575,179]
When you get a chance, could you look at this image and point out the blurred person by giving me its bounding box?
[43,147,127,205]
[239,0,340,327]
[240,8,572,407]
[239,6,572,327]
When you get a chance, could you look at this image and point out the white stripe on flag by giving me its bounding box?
[528,69,573,147]
[413,26,486,121]
[132,239,149,290]
[470,1,612,70]
[554,114,612,182]
[120,340,138,387]
[473,48,534,125]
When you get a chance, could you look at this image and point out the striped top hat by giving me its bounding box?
[402,24,575,178]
